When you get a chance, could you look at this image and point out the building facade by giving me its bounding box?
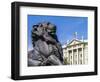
[63,39,88,65]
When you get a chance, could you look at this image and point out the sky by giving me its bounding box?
[28,15,88,50]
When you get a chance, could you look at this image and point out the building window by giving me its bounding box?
[80,54,82,57]
[75,55,77,58]
[80,60,82,64]
[75,61,77,64]
[71,56,72,59]
[78,48,82,51]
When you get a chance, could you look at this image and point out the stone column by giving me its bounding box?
[82,46,84,64]
[72,49,73,65]
[67,50,69,64]
[76,49,78,64]
[69,50,72,65]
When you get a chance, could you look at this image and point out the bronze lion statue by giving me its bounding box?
[28,22,63,66]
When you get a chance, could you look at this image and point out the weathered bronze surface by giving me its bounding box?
[28,22,63,66]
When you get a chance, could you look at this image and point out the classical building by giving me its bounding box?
[62,34,88,65]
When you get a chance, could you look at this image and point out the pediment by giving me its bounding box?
[67,39,82,46]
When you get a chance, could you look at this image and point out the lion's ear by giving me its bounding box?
[33,25,38,28]
[47,22,50,25]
